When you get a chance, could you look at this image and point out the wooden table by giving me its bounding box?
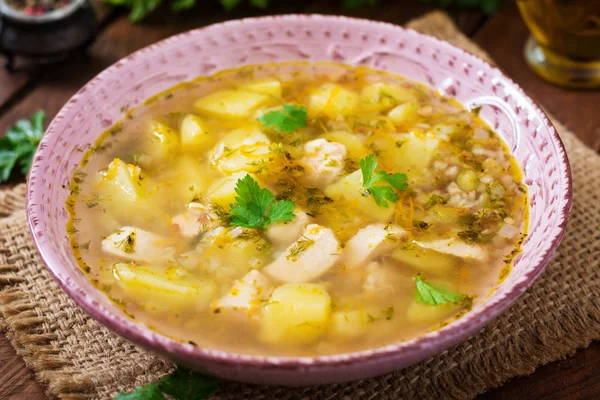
[0,1,598,399]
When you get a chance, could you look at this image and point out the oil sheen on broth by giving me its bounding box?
[67,62,528,357]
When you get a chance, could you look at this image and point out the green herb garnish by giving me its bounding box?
[424,194,448,209]
[0,110,45,182]
[412,220,430,232]
[286,235,315,260]
[228,175,295,230]
[258,104,307,133]
[414,275,466,306]
[359,154,408,207]
[114,367,218,400]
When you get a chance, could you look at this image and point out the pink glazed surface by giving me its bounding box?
[26,15,572,385]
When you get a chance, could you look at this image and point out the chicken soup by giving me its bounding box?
[67,62,528,356]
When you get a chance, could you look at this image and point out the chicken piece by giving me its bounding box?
[102,226,175,263]
[414,238,488,262]
[213,270,272,313]
[363,261,413,294]
[263,224,341,283]
[340,224,408,269]
[171,202,217,238]
[265,210,312,248]
[297,139,346,189]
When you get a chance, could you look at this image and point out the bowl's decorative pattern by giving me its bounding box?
[26,15,571,385]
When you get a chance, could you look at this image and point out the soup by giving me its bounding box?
[67,62,528,357]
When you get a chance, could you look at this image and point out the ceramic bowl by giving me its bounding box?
[26,15,572,385]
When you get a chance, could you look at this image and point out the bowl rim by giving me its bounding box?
[27,14,573,371]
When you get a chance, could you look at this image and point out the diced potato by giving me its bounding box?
[341,224,408,269]
[160,156,212,204]
[360,82,416,111]
[329,310,367,338]
[323,130,369,159]
[325,170,395,223]
[206,172,256,209]
[297,139,347,189]
[196,227,270,280]
[210,127,271,174]
[240,79,282,98]
[308,83,359,118]
[373,132,440,178]
[391,245,459,276]
[102,226,175,263]
[180,114,215,153]
[137,120,179,167]
[194,89,270,119]
[406,301,463,324]
[414,238,488,262]
[260,283,331,345]
[264,224,340,283]
[387,102,419,125]
[430,206,464,224]
[265,210,312,249]
[113,263,215,312]
[98,158,145,205]
[214,270,272,313]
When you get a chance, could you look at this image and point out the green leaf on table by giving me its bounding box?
[114,382,165,400]
[160,368,219,400]
[414,275,466,306]
[0,110,45,183]
[358,154,408,207]
[343,0,379,8]
[171,0,196,11]
[114,367,218,400]
[258,104,307,133]
[229,174,296,229]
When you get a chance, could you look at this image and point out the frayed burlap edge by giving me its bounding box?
[0,12,599,400]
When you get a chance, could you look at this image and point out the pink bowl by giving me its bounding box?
[26,15,572,385]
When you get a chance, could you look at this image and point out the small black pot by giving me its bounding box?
[0,0,98,69]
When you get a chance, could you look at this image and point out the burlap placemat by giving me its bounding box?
[1,11,599,400]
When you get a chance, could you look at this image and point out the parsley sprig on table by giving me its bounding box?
[0,111,45,183]
[228,174,296,229]
[258,104,307,133]
[359,154,408,207]
[114,367,218,400]
[414,275,467,306]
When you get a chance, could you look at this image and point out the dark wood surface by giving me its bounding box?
[0,2,598,399]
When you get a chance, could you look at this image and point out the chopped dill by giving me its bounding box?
[424,194,448,209]
[412,220,430,232]
[304,187,333,216]
[286,235,315,260]
[74,241,90,251]
[115,231,136,253]
[211,202,232,226]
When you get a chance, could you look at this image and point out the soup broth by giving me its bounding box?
[67,62,528,356]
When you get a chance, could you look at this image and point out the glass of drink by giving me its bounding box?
[517,0,600,89]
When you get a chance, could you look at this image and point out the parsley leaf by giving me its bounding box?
[414,275,466,306]
[229,174,295,229]
[114,368,218,400]
[258,104,307,133]
[358,154,408,207]
[114,382,165,400]
[160,368,219,400]
[0,110,45,182]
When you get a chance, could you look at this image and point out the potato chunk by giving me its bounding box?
[414,238,488,262]
[263,224,340,283]
[102,226,175,263]
[308,83,359,117]
[406,301,463,324]
[329,310,367,338]
[325,170,395,223]
[387,102,419,125]
[210,127,271,174]
[260,283,331,345]
[391,244,459,276]
[206,171,259,209]
[113,263,215,312]
[360,82,416,111]
[265,210,312,248]
[98,158,145,205]
[240,79,282,98]
[194,89,270,119]
[323,130,369,160]
[137,120,179,167]
[341,224,408,269]
[297,139,346,189]
[372,132,439,178]
[180,114,215,153]
[214,269,272,313]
